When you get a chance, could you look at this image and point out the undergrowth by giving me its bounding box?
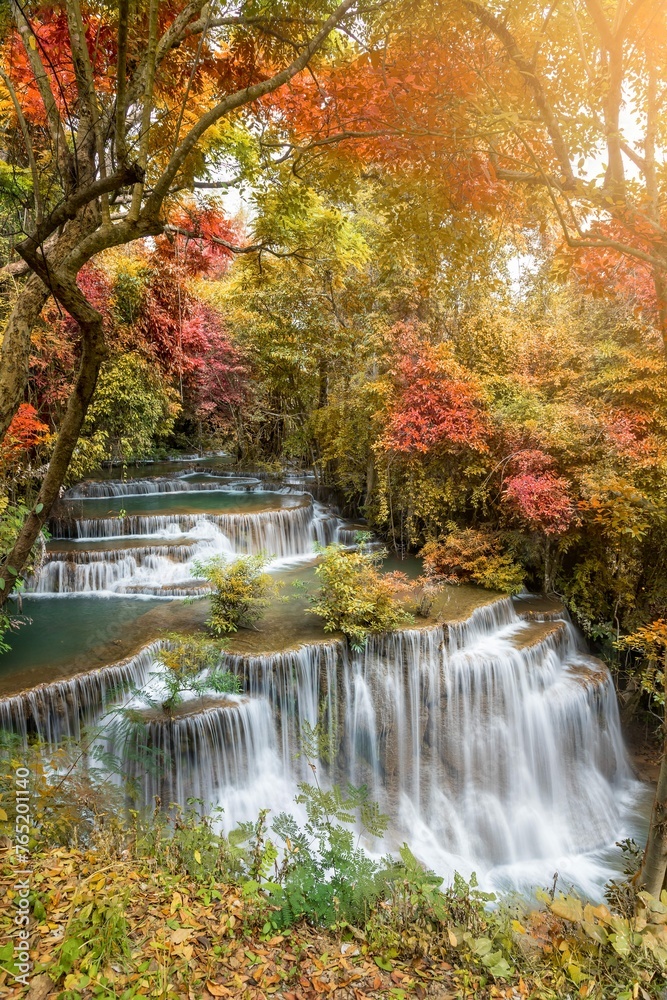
[0,737,666,998]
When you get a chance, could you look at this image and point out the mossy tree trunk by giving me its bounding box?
[638,653,667,898]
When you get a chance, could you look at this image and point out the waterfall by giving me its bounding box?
[65,477,264,499]
[34,502,341,595]
[3,459,644,895]
[78,597,632,890]
[35,545,200,594]
[0,590,638,890]
[117,697,278,814]
[341,616,629,872]
[0,643,161,743]
[49,503,315,542]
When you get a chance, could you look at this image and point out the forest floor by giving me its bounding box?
[0,844,520,1000]
[2,826,667,998]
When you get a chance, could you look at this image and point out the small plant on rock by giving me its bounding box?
[309,542,414,650]
[421,528,525,594]
[194,554,276,634]
[128,633,239,718]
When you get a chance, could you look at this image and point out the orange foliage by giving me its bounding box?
[563,221,664,323]
[382,325,489,455]
[0,404,49,465]
[263,36,511,212]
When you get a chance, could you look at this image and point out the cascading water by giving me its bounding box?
[32,495,341,595]
[2,467,646,897]
[95,597,639,894]
[64,475,264,498]
[0,643,160,743]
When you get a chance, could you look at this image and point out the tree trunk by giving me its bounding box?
[317,357,328,409]
[0,311,106,607]
[638,658,667,897]
[0,211,100,445]
[653,268,667,357]
[364,451,376,509]
[0,273,51,443]
[543,536,551,594]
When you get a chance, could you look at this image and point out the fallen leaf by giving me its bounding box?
[170,928,192,944]
[205,982,230,997]
[26,975,54,1000]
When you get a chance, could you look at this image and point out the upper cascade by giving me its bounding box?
[32,487,342,595]
[64,474,267,499]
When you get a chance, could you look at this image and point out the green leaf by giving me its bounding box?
[609,928,632,957]
[374,956,393,971]
[567,964,583,985]
[473,936,494,957]
[6,566,17,576]
[34,503,43,514]
[486,958,513,979]
[581,920,607,944]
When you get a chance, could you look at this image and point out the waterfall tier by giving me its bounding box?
[4,466,644,896]
[49,499,315,541]
[0,643,159,743]
[65,476,264,499]
[0,593,630,890]
[33,499,341,595]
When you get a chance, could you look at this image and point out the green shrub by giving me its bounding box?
[421,529,525,594]
[75,352,180,470]
[269,779,391,929]
[309,543,414,649]
[127,634,239,716]
[195,554,276,634]
[53,890,131,986]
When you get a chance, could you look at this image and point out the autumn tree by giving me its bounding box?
[0,0,392,604]
[620,621,667,897]
[455,0,667,346]
[265,1,667,351]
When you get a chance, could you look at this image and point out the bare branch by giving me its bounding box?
[193,178,243,188]
[129,0,160,221]
[155,1,204,67]
[531,0,561,67]
[115,0,130,165]
[21,164,144,260]
[171,7,211,156]
[620,140,646,173]
[165,223,311,258]
[463,1,576,188]
[618,0,654,36]
[568,0,595,82]
[66,0,110,220]
[9,0,73,182]
[583,0,613,47]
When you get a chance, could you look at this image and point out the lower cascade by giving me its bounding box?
[3,590,640,895]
